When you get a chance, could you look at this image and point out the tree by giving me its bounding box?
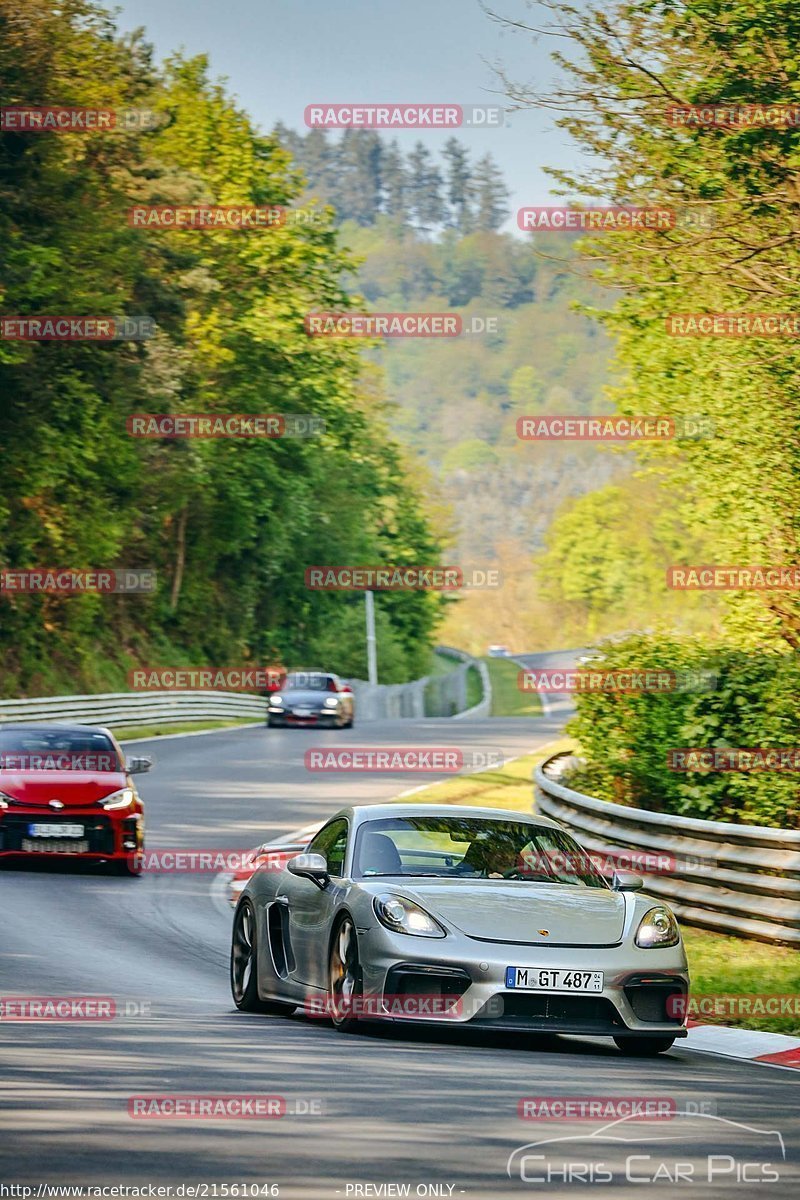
[407,142,445,232]
[472,153,510,231]
[381,139,408,222]
[442,138,474,232]
[333,129,383,226]
[0,0,446,692]
[496,0,800,650]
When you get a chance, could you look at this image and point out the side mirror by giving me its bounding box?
[126,756,152,775]
[612,870,644,891]
[287,852,329,889]
[340,685,353,694]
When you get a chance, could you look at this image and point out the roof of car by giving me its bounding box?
[329,802,561,830]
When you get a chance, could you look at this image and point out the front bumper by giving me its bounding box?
[268,710,342,726]
[0,809,143,863]
[355,925,689,1038]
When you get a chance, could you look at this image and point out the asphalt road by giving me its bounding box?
[1,658,798,1198]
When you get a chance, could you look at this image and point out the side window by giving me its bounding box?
[308,819,349,878]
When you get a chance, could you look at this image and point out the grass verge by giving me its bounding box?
[395,738,574,812]
[115,718,263,741]
[681,927,800,1036]
[483,656,542,717]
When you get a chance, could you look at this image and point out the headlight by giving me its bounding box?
[99,787,134,811]
[0,791,12,809]
[374,894,446,938]
[323,696,340,708]
[269,696,284,706]
[635,905,680,948]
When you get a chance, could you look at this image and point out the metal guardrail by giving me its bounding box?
[535,752,800,947]
[347,646,490,721]
[0,691,266,728]
[0,647,490,729]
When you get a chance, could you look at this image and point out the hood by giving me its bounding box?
[396,880,626,947]
[278,689,332,706]
[0,770,128,809]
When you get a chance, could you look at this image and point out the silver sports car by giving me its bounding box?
[230,804,689,1055]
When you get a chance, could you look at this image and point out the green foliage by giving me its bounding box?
[567,633,800,828]
[0,1,444,694]
[505,0,800,650]
[537,476,720,639]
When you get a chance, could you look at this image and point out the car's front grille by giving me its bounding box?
[0,814,115,854]
[386,964,472,1001]
[470,991,623,1033]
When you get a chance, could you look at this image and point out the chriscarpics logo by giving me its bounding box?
[506,1113,786,1186]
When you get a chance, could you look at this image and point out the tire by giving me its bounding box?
[231,899,296,1015]
[328,914,362,1031]
[614,1035,676,1056]
[113,854,141,877]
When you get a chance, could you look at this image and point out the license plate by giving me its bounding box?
[21,839,89,855]
[506,967,604,993]
[293,708,313,716]
[28,823,84,838]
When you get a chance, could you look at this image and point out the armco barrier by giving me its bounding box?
[0,647,491,729]
[346,647,490,721]
[535,752,800,947]
[0,691,266,729]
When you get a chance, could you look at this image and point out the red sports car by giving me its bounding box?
[0,724,150,875]
[227,821,321,905]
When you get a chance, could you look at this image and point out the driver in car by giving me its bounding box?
[455,834,520,878]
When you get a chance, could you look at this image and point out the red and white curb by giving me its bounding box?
[685,1021,800,1070]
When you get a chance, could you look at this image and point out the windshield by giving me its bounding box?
[354,816,608,888]
[0,729,121,772]
[282,672,335,692]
